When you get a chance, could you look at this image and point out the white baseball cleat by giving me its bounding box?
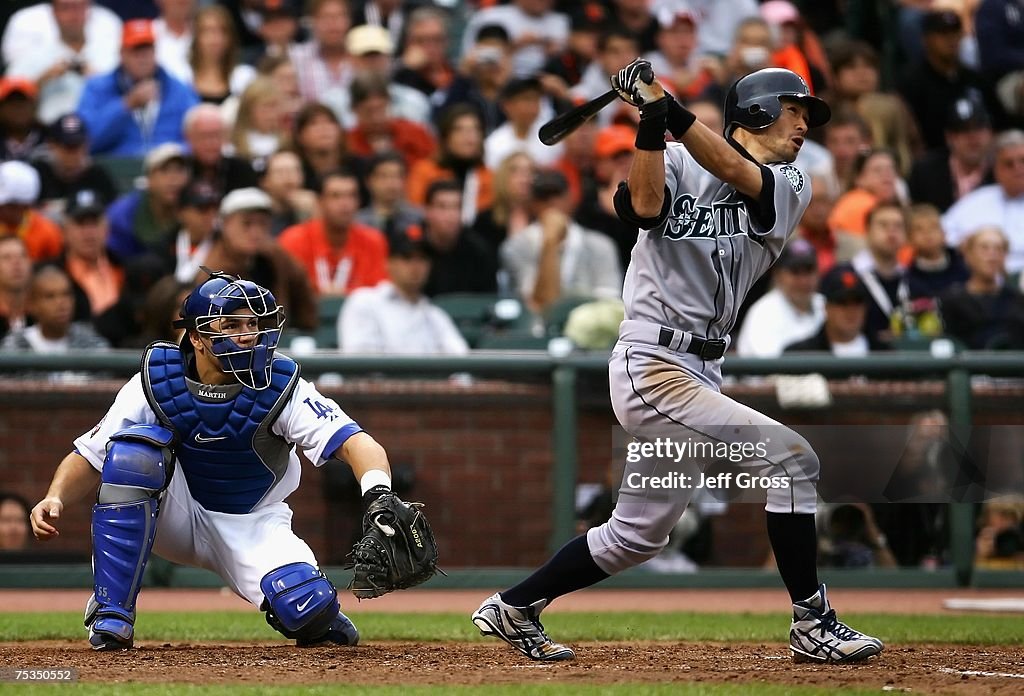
[790,584,884,663]
[472,592,575,661]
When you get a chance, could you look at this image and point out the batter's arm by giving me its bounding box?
[626,149,667,218]
[678,119,764,199]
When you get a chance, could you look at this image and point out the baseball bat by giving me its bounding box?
[538,89,618,146]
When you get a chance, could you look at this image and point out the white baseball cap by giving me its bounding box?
[219,187,273,216]
[0,160,40,206]
[144,143,187,173]
[346,25,394,56]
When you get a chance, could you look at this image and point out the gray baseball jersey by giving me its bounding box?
[620,142,811,385]
[586,141,820,575]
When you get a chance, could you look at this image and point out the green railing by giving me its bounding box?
[2,350,1022,587]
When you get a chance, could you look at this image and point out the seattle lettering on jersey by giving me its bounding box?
[664,194,747,241]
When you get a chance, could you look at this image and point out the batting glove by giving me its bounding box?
[611,59,664,107]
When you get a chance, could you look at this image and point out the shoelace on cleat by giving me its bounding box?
[817,609,861,642]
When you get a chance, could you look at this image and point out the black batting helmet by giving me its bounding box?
[724,68,831,137]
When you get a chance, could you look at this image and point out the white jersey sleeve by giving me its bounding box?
[73,374,158,473]
[272,377,363,467]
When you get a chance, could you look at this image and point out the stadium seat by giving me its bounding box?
[543,296,593,337]
[475,328,548,350]
[95,156,145,194]
[432,293,500,348]
[316,296,346,350]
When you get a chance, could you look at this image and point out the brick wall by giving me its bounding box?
[2,377,1021,568]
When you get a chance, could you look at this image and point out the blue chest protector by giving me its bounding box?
[141,342,300,514]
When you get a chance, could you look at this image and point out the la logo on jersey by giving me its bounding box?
[664,194,746,240]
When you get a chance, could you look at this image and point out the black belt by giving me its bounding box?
[658,327,727,360]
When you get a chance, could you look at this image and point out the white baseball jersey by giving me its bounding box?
[74,373,361,607]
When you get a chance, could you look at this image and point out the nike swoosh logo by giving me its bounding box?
[296,595,313,612]
[195,433,228,443]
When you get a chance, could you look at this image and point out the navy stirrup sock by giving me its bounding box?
[766,511,820,603]
[501,535,610,607]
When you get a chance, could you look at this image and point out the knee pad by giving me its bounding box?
[98,424,175,504]
[260,563,340,641]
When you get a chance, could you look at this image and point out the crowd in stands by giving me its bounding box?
[0,0,1021,359]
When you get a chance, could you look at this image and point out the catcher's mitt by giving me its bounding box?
[346,492,441,599]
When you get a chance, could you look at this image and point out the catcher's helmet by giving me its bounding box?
[724,68,831,137]
[174,270,286,390]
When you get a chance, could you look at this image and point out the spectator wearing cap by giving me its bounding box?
[851,202,910,350]
[541,3,606,97]
[415,180,498,297]
[338,226,469,355]
[42,187,124,322]
[106,143,189,260]
[76,19,200,157]
[157,180,221,283]
[278,169,388,297]
[942,130,1024,274]
[2,1,121,126]
[909,94,995,212]
[501,169,620,314]
[32,114,117,214]
[460,0,570,79]
[784,265,871,356]
[643,3,717,103]
[0,264,109,354]
[254,0,302,62]
[258,150,316,237]
[574,124,637,272]
[485,76,562,169]
[906,204,969,299]
[393,7,456,100]
[938,226,1024,349]
[345,74,437,169]
[438,24,513,136]
[351,0,406,47]
[736,238,825,358]
[898,10,1007,151]
[153,0,195,84]
[0,79,46,162]
[0,160,64,262]
[184,4,257,107]
[200,186,316,329]
[358,152,422,245]
[183,103,258,195]
[288,0,354,106]
[324,24,431,129]
[0,236,33,341]
[407,105,493,224]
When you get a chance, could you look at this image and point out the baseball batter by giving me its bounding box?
[473,64,884,664]
[28,268,434,650]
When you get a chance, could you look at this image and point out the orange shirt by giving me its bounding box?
[346,119,437,170]
[278,218,389,296]
[66,255,124,315]
[827,188,876,237]
[1,211,64,261]
[406,159,494,212]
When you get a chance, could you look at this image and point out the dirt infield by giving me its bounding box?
[1,640,1023,693]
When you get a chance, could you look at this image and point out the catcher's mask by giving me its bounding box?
[173,270,286,390]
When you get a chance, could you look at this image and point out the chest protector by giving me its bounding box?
[140,342,300,514]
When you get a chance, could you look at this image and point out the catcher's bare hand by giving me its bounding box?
[611,59,665,107]
[31,497,63,540]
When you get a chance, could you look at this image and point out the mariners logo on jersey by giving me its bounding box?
[664,194,747,241]
[780,165,805,194]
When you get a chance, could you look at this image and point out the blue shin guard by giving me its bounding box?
[87,425,174,651]
[261,563,359,646]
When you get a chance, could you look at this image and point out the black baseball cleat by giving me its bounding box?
[789,584,883,663]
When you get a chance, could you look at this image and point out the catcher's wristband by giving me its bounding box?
[667,96,697,139]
